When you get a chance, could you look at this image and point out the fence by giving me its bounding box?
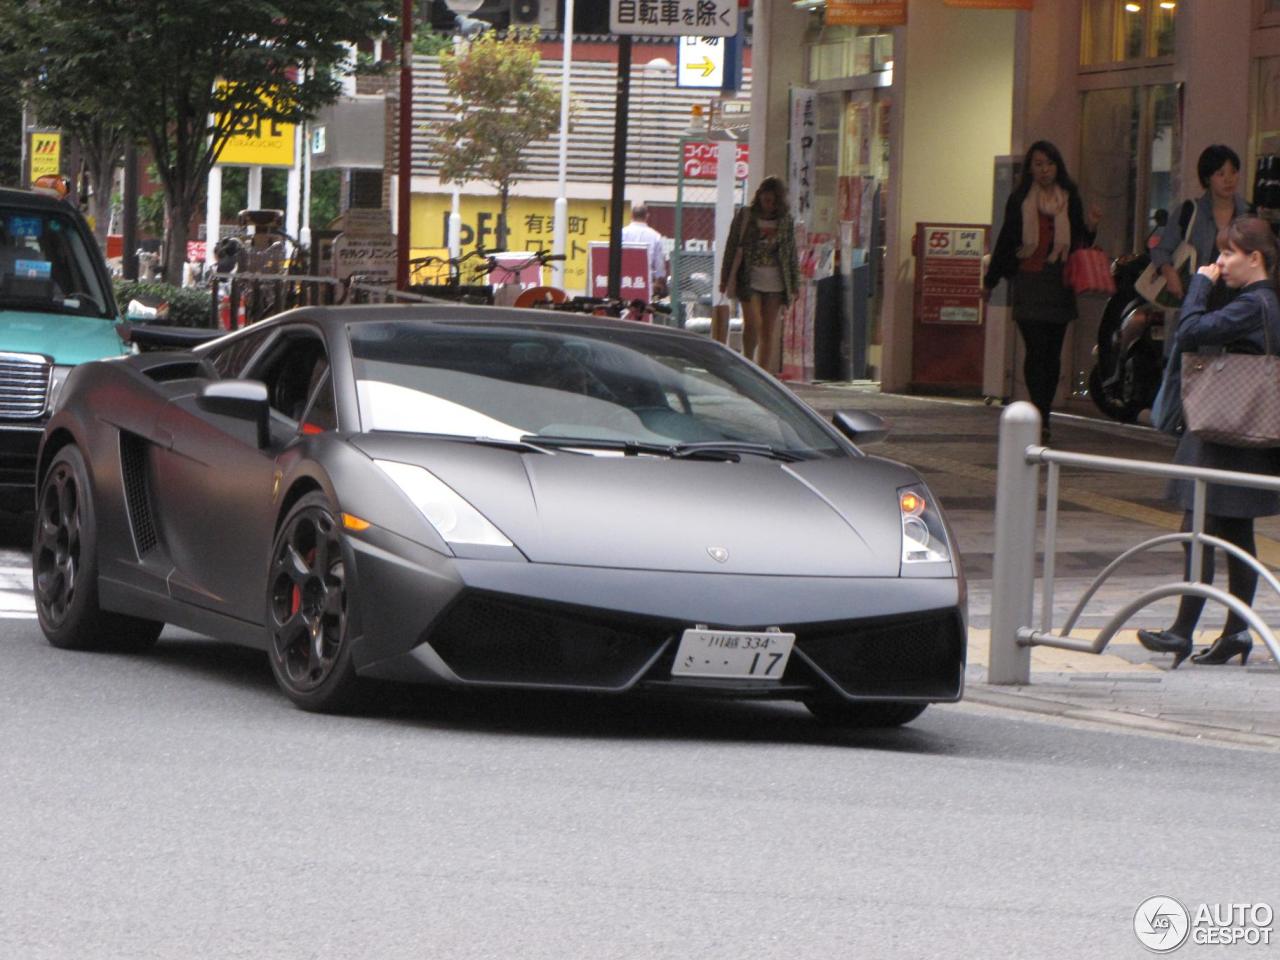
[989,401,1280,684]
[209,274,445,328]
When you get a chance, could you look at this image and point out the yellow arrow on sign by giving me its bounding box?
[685,56,717,78]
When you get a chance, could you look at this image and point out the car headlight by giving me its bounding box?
[47,365,72,413]
[374,460,513,547]
[898,483,951,564]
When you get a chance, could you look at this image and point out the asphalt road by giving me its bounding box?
[2,609,1278,959]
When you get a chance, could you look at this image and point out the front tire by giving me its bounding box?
[805,699,928,729]
[33,445,163,652]
[266,492,365,712]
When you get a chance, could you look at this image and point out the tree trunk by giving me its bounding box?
[89,153,116,248]
[164,191,192,284]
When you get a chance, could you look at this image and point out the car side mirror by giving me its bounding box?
[832,410,888,445]
[197,379,269,448]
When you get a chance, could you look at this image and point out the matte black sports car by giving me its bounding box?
[34,305,965,727]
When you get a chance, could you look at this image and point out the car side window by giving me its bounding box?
[299,364,338,435]
[206,328,272,379]
[251,333,330,425]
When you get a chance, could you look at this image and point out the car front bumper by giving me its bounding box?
[346,531,966,705]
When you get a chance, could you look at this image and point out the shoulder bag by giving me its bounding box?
[1134,200,1196,308]
[1063,246,1116,296]
[1180,293,1280,447]
[722,209,751,302]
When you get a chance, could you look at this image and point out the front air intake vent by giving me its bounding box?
[119,433,158,556]
[0,352,52,419]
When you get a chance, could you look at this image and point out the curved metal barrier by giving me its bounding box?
[990,402,1280,683]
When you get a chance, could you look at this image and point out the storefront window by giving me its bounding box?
[1078,82,1181,256]
[1081,0,1177,66]
[807,25,892,83]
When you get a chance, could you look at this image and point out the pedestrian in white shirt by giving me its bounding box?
[621,203,668,297]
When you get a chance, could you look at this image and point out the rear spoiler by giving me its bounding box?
[116,323,225,351]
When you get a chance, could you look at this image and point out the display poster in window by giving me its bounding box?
[915,224,987,324]
[825,0,906,26]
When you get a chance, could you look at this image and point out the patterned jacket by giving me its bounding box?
[720,205,802,305]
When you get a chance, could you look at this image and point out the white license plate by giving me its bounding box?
[671,628,795,680]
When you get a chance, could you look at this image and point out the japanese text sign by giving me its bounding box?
[610,0,738,37]
[29,131,61,182]
[589,243,652,306]
[915,224,987,324]
[682,142,749,181]
[789,88,817,230]
[215,84,297,167]
[825,0,907,26]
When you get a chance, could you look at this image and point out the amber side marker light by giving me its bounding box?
[899,491,925,517]
[342,513,372,531]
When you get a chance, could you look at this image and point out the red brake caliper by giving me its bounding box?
[289,546,317,618]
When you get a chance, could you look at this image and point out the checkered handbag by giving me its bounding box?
[1180,296,1280,448]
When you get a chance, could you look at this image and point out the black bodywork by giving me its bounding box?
[35,305,967,723]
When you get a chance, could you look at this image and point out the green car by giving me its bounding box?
[0,186,126,506]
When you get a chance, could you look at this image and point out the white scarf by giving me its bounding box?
[1018,183,1071,263]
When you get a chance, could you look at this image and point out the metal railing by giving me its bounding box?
[989,401,1280,684]
[208,274,449,328]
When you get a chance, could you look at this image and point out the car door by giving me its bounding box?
[151,325,332,623]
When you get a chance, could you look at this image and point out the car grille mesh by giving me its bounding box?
[795,611,965,699]
[119,433,158,556]
[427,593,672,688]
[0,353,51,419]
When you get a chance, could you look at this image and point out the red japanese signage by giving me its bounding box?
[588,243,651,308]
[682,142,749,181]
[825,0,906,26]
[915,223,987,324]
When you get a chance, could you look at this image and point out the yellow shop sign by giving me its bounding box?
[410,193,613,293]
[215,84,296,167]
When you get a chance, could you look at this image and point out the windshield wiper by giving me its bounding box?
[671,441,805,463]
[519,435,805,462]
[519,434,674,456]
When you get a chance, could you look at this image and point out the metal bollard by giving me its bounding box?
[989,402,1041,684]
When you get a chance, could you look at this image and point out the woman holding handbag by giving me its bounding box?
[984,141,1101,444]
[1149,144,1251,307]
[1138,216,1280,668]
[719,177,800,372]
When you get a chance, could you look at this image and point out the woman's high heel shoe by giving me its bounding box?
[1190,630,1253,666]
[1136,628,1194,669]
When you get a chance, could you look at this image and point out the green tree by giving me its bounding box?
[1,0,396,281]
[429,30,560,250]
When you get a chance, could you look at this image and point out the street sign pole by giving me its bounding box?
[606,34,632,301]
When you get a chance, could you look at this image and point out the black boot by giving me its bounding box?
[1190,630,1253,666]
[1136,629,1194,669]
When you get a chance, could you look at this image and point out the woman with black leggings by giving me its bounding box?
[984,141,1100,444]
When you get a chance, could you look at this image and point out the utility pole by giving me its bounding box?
[606,34,632,300]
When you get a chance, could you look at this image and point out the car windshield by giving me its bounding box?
[0,208,112,318]
[347,320,845,458]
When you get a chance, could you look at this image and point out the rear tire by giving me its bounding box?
[33,445,163,652]
[804,699,928,729]
[266,491,365,712]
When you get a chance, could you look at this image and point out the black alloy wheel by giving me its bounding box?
[34,445,162,651]
[267,492,363,711]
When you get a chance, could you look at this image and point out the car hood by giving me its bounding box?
[0,311,125,365]
[353,436,919,577]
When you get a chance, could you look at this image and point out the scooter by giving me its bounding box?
[1087,253,1168,422]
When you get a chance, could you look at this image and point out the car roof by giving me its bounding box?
[275,303,709,342]
[0,186,77,214]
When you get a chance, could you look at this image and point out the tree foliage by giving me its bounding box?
[0,0,396,279]
[430,30,561,249]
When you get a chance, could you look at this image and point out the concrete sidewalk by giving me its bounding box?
[789,381,1280,751]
